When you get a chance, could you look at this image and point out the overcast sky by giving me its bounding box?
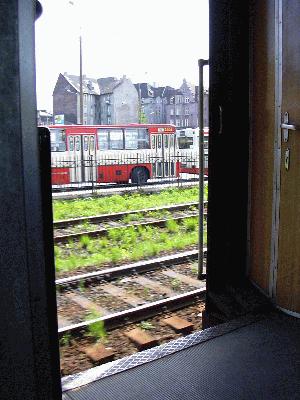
[35,0,209,112]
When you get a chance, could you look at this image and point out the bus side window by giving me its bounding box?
[90,136,95,152]
[137,128,150,149]
[169,134,174,148]
[84,136,89,151]
[125,129,138,149]
[157,135,162,149]
[97,129,109,150]
[109,130,123,150]
[69,136,74,151]
[164,135,169,149]
[151,135,156,150]
[75,136,81,151]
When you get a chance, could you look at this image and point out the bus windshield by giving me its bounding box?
[50,128,66,152]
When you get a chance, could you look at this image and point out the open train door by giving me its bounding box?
[250,0,300,317]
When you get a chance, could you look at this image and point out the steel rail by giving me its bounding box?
[54,201,204,229]
[56,249,206,288]
[58,287,205,336]
[54,212,205,244]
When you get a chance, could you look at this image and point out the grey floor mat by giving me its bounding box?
[63,312,300,400]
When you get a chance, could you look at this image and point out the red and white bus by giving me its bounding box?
[49,124,178,185]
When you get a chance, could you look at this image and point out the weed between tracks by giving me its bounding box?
[85,309,107,342]
[53,186,205,221]
[55,217,207,273]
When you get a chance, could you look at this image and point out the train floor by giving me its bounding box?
[62,310,300,400]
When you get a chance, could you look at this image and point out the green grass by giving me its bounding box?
[53,186,205,221]
[166,219,179,233]
[55,217,203,273]
[139,321,155,330]
[59,333,72,347]
[171,278,181,290]
[85,309,107,342]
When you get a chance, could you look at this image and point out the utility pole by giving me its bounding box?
[79,34,84,124]
[138,83,141,123]
[161,86,166,123]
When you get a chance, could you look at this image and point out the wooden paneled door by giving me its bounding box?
[275,0,300,314]
[250,0,300,315]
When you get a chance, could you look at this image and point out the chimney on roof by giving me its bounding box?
[122,75,127,80]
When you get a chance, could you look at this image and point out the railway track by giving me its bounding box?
[54,201,206,243]
[56,203,207,374]
[58,249,207,376]
[54,201,201,229]
[57,249,206,334]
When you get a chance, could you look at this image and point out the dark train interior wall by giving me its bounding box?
[0,1,61,399]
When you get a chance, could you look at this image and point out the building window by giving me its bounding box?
[170,109,174,116]
[176,119,180,127]
[107,117,111,124]
[170,97,174,104]
[185,118,189,126]
[185,97,190,103]
[185,108,189,115]
[176,108,180,115]
[170,119,174,125]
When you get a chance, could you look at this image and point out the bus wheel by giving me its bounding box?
[131,167,149,184]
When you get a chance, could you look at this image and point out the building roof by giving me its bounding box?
[63,73,100,95]
[97,77,122,94]
[134,83,154,98]
[134,83,178,100]
[37,110,53,117]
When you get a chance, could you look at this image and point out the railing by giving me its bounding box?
[51,152,208,194]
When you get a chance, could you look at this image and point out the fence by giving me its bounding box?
[51,152,207,195]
